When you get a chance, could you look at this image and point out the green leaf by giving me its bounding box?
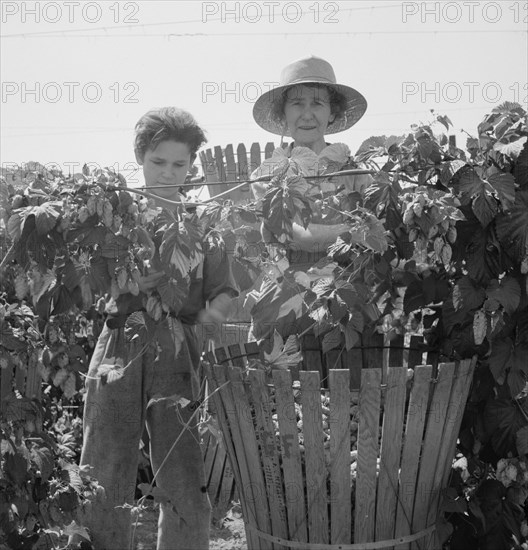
[439,159,467,186]
[454,168,499,225]
[436,115,452,131]
[199,202,223,228]
[263,332,303,369]
[7,210,23,240]
[404,280,427,314]
[496,189,528,258]
[0,325,26,350]
[59,462,84,494]
[344,321,360,350]
[486,277,521,315]
[453,276,486,311]
[159,215,204,278]
[443,277,486,332]
[262,175,312,242]
[100,233,131,260]
[328,293,348,323]
[363,171,402,230]
[5,448,29,486]
[50,285,75,316]
[157,274,190,315]
[63,521,90,542]
[513,140,528,187]
[472,191,497,227]
[322,326,342,354]
[30,445,54,482]
[515,425,528,455]
[118,190,134,211]
[354,135,387,156]
[507,367,526,400]
[30,202,61,235]
[488,338,513,381]
[487,173,516,211]
[474,479,523,550]
[464,222,502,285]
[124,311,158,343]
[97,359,125,384]
[483,398,527,456]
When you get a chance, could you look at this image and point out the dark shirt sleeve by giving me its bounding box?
[202,232,239,302]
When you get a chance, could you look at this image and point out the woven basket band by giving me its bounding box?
[244,523,436,550]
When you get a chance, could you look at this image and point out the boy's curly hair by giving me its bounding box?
[134,107,207,161]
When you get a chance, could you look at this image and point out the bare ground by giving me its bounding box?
[133,500,248,550]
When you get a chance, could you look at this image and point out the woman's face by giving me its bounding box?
[138,140,193,203]
[283,84,334,153]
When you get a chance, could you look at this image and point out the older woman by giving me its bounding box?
[248,56,372,351]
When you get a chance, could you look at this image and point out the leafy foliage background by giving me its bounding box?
[1,103,527,549]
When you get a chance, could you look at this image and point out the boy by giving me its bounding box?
[79,107,237,549]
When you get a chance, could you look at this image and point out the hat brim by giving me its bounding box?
[252,81,367,136]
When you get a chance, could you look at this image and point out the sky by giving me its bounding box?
[1,0,527,189]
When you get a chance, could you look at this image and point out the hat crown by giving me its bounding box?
[280,56,337,87]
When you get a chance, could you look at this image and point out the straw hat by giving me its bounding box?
[252,56,367,136]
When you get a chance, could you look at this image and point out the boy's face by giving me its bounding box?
[138,140,194,203]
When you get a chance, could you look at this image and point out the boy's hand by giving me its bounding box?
[197,293,233,343]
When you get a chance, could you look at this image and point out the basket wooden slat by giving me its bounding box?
[440,360,475,494]
[344,348,363,390]
[228,343,247,368]
[204,363,261,550]
[394,366,432,550]
[428,359,475,530]
[217,446,236,517]
[299,371,328,544]
[212,345,230,366]
[376,367,407,545]
[411,363,455,548]
[208,437,227,507]
[227,365,272,548]
[248,369,289,545]
[202,430,217,487]
[328,370,351,544]
[272,370,308,543]
[355,368,381,544]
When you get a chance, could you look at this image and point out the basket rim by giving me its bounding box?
[244,521,436,549]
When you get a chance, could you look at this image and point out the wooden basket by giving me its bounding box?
[204,343,475,550]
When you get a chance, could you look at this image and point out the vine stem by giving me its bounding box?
[125,180,251,207]
[0,243,15,274]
